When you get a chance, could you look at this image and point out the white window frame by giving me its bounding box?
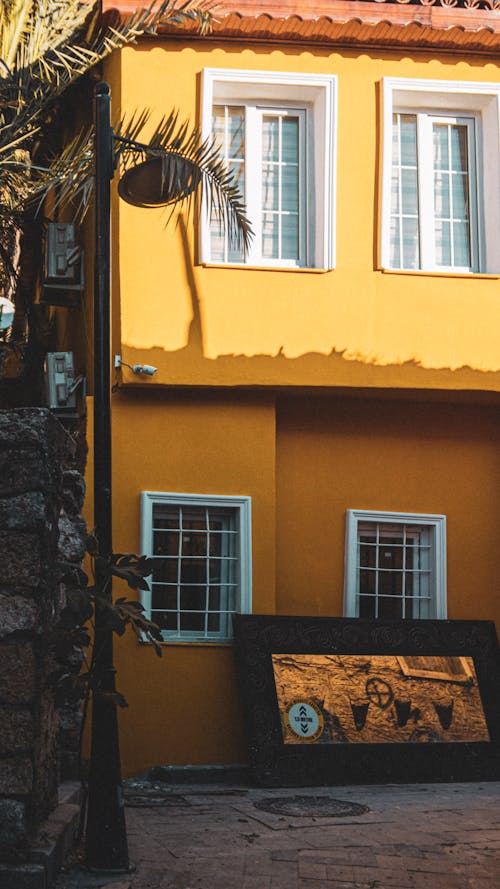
[381,77,500,274]
[344,509,447,620]
[201,68,337,270]
[141,492,252,643]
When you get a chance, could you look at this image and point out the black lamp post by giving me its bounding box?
[85,81,129,871]
[85,79,202,872]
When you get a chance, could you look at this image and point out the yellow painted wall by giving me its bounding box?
[106,41,500,394]
[91,39,500,773]
[276,396,500,626]
[90,391,500,772]
[107,391,276,774]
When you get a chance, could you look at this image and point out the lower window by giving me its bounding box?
[141,492,252,642]
[344,510,447,620]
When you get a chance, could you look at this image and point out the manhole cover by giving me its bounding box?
[254,795,369,818]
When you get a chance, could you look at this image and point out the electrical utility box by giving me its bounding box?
[45,352,85,416]
[42,223,84,306]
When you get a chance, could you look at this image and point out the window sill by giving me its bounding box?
[380,267,500,280]
[201,262,332,274]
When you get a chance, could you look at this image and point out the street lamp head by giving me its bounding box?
[117,155,200,208]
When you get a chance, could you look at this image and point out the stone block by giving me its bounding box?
[57,513,86,563]
[61,471,85,515]
[0,492,49,532]
[0,798,27,852]
[0,533,41,591]
[0,450,54,498]
[0,758,33,794]
[0,708,34,754]
[0,408,61,447]
[0,596,38,639]
[0,642,36,704]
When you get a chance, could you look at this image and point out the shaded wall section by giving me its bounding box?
[107,391,276,773]
[276,396,500,628]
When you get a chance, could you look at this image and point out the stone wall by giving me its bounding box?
[0,409,86,861]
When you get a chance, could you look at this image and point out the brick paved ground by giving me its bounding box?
[55,781,500,889]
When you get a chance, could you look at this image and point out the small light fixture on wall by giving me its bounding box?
[114,354,157,376]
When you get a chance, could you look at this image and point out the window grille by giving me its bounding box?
[141,493,252,642]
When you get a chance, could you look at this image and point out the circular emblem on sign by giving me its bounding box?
[284,700,324,742]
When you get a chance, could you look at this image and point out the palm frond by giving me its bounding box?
[0,111,253,251]
[0,0,216,160]
[116,112,253,251]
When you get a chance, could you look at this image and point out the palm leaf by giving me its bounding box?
[2,111,253,250]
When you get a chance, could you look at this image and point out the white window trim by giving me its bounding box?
[201,67,337,270]
[380,77,500,274]
[140,491,252,643]
[344,509,447,620]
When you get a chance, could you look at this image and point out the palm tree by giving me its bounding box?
[0,0,251,393]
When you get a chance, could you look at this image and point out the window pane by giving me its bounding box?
[282,214,299,261]
[453,221,471,268]
[151,585,177,610]
[434,173,450,218]
[401,168,418,216]
[212,105,226,150]
[153,612,178,632]
[180,613,205,632]
[450,124,468,173]
[378,596,403,619]
[180,558,205,583]
[282,117,299,163]
[435,219,452,266]
[228,109,245,159]
[211,106,246,263]
[180,586,205,611]
[400,114,417,165]
[390,216,401,268]
[391,114,419,270]
[379,570,403,597]
[359,543,376,568]
[359,569,376,595]
[262,117,279,162]
[152,559,178,583]
[402,216,419,269]
[282,165,299,213]
[262,213,279,259]
[433,124,449,171]
[153,530,178,555]
[359,596,376,619]
[262,164,279,211]
[452,173,468,219]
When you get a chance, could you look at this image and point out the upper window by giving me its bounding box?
[201,69,337,270]
[141,492,252,643]
[381,78,500,274]
[344,510,447,620]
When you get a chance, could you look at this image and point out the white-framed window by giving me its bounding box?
[141,492,252,642]
[344,510,447,620]
[381,78,500,274]
[201,68,337,270]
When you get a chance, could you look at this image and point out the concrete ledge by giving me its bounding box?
[0,783,81,889]
[147,763,251,785]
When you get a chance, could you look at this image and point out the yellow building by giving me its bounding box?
[86,0,500,774]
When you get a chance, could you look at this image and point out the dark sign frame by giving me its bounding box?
[233,615,500,786]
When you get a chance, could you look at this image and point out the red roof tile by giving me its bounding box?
[103,0,500,53]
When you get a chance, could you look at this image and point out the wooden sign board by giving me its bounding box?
[233,616,500,785]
